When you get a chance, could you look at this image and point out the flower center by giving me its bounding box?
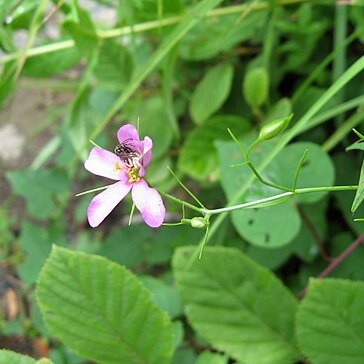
[127,167,140,183]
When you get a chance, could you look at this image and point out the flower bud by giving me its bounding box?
[190,217,208,229]
[258,114,292,141]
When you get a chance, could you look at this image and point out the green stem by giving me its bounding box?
[202,185,357,215]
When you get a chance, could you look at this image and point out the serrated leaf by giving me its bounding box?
[173,246,299,364]
[190,63,233,125]
[297,278,364,364]
[178,115,251,181]
[0,350,37,364]
[37,246,173,364]
[351,158,364,212]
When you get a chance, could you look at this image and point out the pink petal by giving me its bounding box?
[142,136,153,168]
[87,181,132,227]
[117,124,140,143]
[131,179,165,228]
[85,147,125,180]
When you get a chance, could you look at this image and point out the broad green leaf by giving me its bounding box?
[37,246,173,364]
[243,67,269,108]
[297,278,364,364]
[18,221,66,284]
[274,141,335,204]
[173,246,299,364]
[62,5,98,58]
[23,45,80,77]
[196,351,228,364]
[6,168,70,220]
[178,115,251,181]
[0,350,37,364]
[351,157,364,212]
[217,138,301,247]
[140,276,183,319]
[190,63,234,125]
[180,12,267,61]
[93,40,133,90]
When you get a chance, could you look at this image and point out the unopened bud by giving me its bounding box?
[190,217,207,229]
[258,114,292,141]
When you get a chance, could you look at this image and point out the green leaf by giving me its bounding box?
[140,276,183,319]
[0,350,37,364]
[6,168,70,220]
[190,63,234,125]
[37,246,174,364]
[173,246,299,364]
[93,40,133,90]
[23,45,81,77]
[18,221,66,284]
[243,67,269,108]
[178,115,251,181]
[297,278,364,364]
[275,141,335,204]
[180,12,267,61]
[196,351,228,364]
[62,5,98,58]
[351,158,364,212]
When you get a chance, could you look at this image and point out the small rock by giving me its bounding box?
[0,124,25,161]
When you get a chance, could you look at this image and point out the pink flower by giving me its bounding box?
[84,124,165,228]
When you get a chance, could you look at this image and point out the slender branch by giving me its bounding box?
[297,233,364,299]
[296,205,332,263]
[202,185,358,215]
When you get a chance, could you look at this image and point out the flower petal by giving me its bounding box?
[132,179,165,228]
[85,147,125,180]
[142,136,153,167]
[117,124,140,143]
[87,181,132,227]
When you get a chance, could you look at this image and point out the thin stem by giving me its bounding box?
[159,191,203,214]
[76,184,113,197]
[128,203,136,226]
[297,205,332,263]
[298,233,364,298]
[228,129,292,192]
[167,167,205,208]
[292,149,309,191]
[202,185,358,215]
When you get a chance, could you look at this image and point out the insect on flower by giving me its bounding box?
[84,124,165,228]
